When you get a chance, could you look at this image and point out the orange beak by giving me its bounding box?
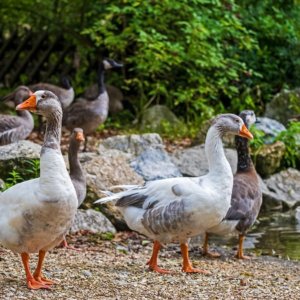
[76,131,85,142]
[16,95,37,111]
[239,124,253,140]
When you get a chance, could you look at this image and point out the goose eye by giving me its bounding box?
[41,94,46,99]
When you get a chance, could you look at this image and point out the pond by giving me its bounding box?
[192,210,300,261]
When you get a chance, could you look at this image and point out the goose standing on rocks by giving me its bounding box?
[0,90,78,289]
[63,59,123,150]
[202,110,262,259]
[95,114,253,274]
[0,86,34,145]
[61,127,86,249]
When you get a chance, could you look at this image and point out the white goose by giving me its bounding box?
[0,91,77,289]
[95,114,253,273]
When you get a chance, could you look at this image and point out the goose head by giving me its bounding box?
[213,113,253,139]
[239,110,256,128]
[72,128,85,143]
[15,90,62,117]
[102,58,123,70]
[2,86,33,106]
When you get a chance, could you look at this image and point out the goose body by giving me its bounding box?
[0,86,34,145]
[96,114,253,273]
[203,110,262,259]
[0,90,77,289]
[63,59,122,149]
[29,77,74,110]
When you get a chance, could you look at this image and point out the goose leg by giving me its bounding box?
[202,233,221,258]
[236,234,251,259]
[146,241,171,274]
[60,238,81,251]
[83,136,88,152]
[33,250,55,285]
[21,253,50,290]
[181,243,210,274]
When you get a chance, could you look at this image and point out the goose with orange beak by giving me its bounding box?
[0,90,77,289]
[95,114,253,274]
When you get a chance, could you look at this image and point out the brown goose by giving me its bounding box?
[0,90,77,289]
[203,110,262,259]
[0,86,34,145]
[29,76,74,110]
[61,128,86,249]
[63,59,123,150]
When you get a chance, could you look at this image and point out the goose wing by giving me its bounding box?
[0,115,25,145]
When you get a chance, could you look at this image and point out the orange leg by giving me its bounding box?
[236,234,251,259]
[21,253,50,290]
[181,243,210,274]
[146,241,172,274]
[60,238,81,251]
[202,233,221,258]
[33,250,55,285]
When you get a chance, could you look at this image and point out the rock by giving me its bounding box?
[131,148,182,180]
[255,117,286,144]
[253,141,285,178]
[295,207,300,224]
[83,84,124,114]
[102,133,182,180]
[171,145,237,176]
[0,178,4,190]
[0,140,41,178]
[265,88,300,125]
[263,168,300,209]
[70,209,116,234]
[140,105,183,132]
[80,149,143,230]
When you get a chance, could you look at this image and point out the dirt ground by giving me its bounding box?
[0,232,299,300]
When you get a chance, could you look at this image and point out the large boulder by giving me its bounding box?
[171,145,237,176]
[140,105,183,132]
[102,133,182,180]
[265,89,300,125]
[263,168,300,209]
[79,149,144,230]
[253,141,285,178]
[70,209,116,234]
[255,117,286,144]
[0,140,41,178]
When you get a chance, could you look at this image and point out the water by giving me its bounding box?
[194,210,300,261]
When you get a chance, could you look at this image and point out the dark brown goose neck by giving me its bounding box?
[43,109,62,151]
[97,63,106,94]
[69,138,84,180]
[235,128,253,172]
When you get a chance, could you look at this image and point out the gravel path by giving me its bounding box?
[0,232,299,300]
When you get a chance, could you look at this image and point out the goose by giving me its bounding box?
[61,127,87,249]
[95,114,253,273]
[63,59,123,150]
[29,76,75,110]
[0,86,34,145]
[0,90,78,289]
[202,110,262,259]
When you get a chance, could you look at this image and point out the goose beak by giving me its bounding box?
[76,131,85,142]
[16,95,37,112]
[239,124,253,140]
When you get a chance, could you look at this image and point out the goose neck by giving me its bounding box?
[205,125,231,175]
[69,140,84,180]
[97,65,105,94]
[43,109,62,151]
[235,135,253,172]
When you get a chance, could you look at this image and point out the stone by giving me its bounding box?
[263,168,300,209]
[83,84,124,114]
[140,105,183,132]
[102,133,182,180]
[253,141,285,178]
[255,117,286,144]
[265,88,300,125]
[70,209,116,234]
[80,149,143,230]
[0,140,41,178]
[171,145,237,176]
[0,178,4,190]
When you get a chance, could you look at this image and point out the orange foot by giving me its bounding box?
[27,277,51,290]
[203,250,221,258]
[182,266,211,274]
[147,263,172,274]
[236,254,251,260]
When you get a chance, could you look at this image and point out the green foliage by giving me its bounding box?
[1,159,40,191]
[275,121,300,168]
